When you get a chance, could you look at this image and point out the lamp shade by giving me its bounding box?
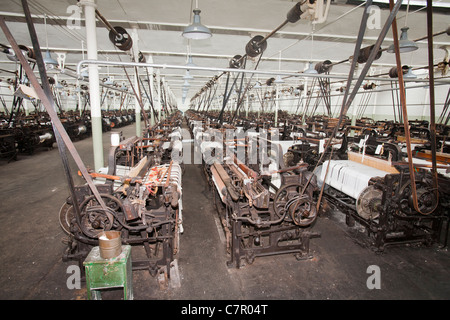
[182,80,191,89]
[403,67,417,79]
[387,27,418,53]
[80,68,89,78]
[104,77,114,85]
[304,62,318,74]
[44,50,58,66]
[182,9,212,40]
[183,70,194,80]
[5,48,18,62]
[274,75,285,84]
[253,81,262,89]
[186,55,197,68]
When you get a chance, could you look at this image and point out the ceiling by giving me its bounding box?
[0,0,449,106]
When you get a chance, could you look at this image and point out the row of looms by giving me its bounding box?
[0,0,449,300]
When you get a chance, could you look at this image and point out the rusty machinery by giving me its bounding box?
[186,0,450,256]
[316,146,450,251]
[1,3,183,280]
[313,0,450,252]
[59,123,183,277]
[0,56,137,162]
[195,124,320,268]
[0,44,55,158]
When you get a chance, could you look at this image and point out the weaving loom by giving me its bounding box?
[318,159,389,200]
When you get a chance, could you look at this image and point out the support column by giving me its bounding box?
[156,70,161,122]
[246,94,250,117]
[77,83,82,116]
[421,86,430,121]
[275,84,280,127]
[80,0,103,171]
[301,80,308,125]
[131,27,141,136]
[371,81,379,120]
[146,55,155,126]
[161,76,167,119]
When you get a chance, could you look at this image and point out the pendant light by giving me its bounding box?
[185,42,197,71]
[104,56,114,85]
[274,51,285,84]
[55,81,63,89]
[183,49,195,94]
[43,50,58,66]
[75,80,82,95]
[186,55,197,67]
[104,77,114,85]
[253,81,262,89]
[183,70,194,80]
[274,75,285,84]
[403,66,417,79]
[182,88,188,104]
[304,62,318,74]
[387,1,418,53]
[182,80,191,89]
[387,27,418,53]
[182,1,212,40]
[43,14,58,67]
[304,26,318,74]
[80,68,89,78]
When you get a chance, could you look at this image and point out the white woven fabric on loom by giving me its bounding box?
[320,160,389,199]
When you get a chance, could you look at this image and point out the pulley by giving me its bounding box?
[363,82,376,90]
[79,193,124,238]
[138,51,146,63]
[273,183,317,227]
[108,26,133,51]
[286,1,304,23]
[315,60,333,74]
[3,44,34,61]
[266,77,275,86]
[245,35,267,58]
[357,45,382,64]
[288,195,317,227]
[229,55,244,69]
[389,65,409,78]
[398,180,438,215]
[18,44,35,60]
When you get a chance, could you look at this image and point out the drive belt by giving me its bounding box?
[388,0,439,215]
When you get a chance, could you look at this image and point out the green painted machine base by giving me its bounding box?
[83,245,133,300]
